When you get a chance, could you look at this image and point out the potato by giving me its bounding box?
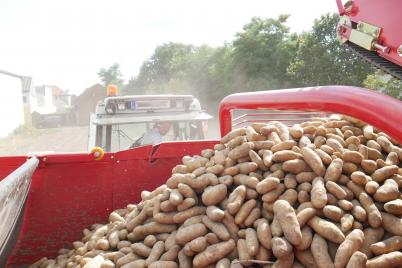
[145,241,164,266]
[315,149,332,165]
[160,245,180,261]
[365,181,379,195]
[338,200,353,211]
[370,236,402,255]
[282,159,310,174]
[271,140,297,153]
[346,251,367,268]
[384,199,402,215]
[297,182,313,192]
[201,184,227,206]
[342,151,364,165]
[341,213,354,233]
[253,141,275,151]
[381,212,402,236]
[271,215,283,237]
[311,234,334,268]
[234,199,257,225]
[272,150,302,162]
[206,206,224,221]
[334,229,364,268]
[148,261,178,268]
[298,190,310,203]
[301,147,326,177]
[271,253,294,268]
[350,171,370,186]
[221,128,247,144]
[273,200,302,246]
[299,135,312,148]
[376,135,395,153]
[366,251,402,268]
[256,219,272,249]
[361,159,377,174]
[260,125,279,136]
[372,165,399,182]
[188,237,207,253]
[373,179,399,202]
[290,124,304,139]
[193,240,235,268]
[175,223,207,245]
[228,142,254,160]
[216,258,231,268]
[295,225,313,251]
[256,177,280,194]
[227,185,247,215]
[244,207,261,227]
[359,193,382,228]
[361,228,384,258]
[326,181,347,200]
[321,144,335,155]
[311,177,327,209]
[222,212,239,240]
[278,189,298,206]
[295,249,317,268]
[284,174,297,189]
[245,228,259,256]
[323,205,344,222]
[326,138,344,153]
[178,250,191,268]
[296,208,317,227]
[324,158,343,181]
[262,184,285,203]
[173,207,206,223]
[308,216,345,244]
[272,237,293,258]
[202,216,230,241]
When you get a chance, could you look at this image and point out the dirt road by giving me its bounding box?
[0,126,89,156]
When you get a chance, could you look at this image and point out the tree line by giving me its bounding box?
[98,13,401,103]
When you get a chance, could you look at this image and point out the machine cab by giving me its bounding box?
[88,95,213,152]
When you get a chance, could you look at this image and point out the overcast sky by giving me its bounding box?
[1,0,337,94]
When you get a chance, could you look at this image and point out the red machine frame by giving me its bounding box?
[220,86,402,144]
[336,0,402,68]
[0,86,401,267]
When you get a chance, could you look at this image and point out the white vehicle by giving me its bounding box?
[88,94,213,152]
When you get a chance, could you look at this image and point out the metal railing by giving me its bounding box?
[0,157,39,265]
[219,86,402,144]
[231,111,328,128]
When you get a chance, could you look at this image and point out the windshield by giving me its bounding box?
[97,121,206,152]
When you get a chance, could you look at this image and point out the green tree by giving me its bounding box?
[126,43,195,94]
[364,71,402,99]
[231,15,296,90]
[287,13,373,86]
[97,63,124,88]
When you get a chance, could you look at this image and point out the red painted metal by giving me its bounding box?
[337,0,402,67]
[336,0,344,14]
[2,86,402,267]
[219,86,402,144]
[0,140,217,267]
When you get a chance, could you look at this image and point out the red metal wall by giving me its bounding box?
[0,141,217,267]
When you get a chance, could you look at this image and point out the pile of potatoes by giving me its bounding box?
[31,115,402,268]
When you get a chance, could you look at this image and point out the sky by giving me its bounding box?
[0,0,338,95]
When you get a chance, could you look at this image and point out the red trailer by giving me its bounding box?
[0,86,402,267]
